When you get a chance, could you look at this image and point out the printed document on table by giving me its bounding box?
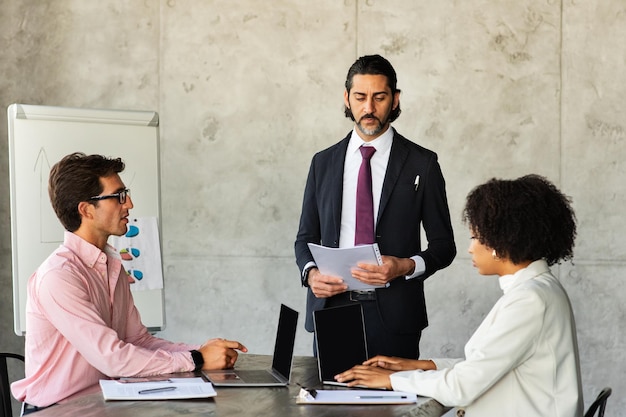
[99,377,216,400]
[307,243,386,291]
[296,388,419,404]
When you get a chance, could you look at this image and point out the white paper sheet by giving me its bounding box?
[99,377,216,400]
[109,217,164,291]
[296,388,419,404]
[307,243,386,291]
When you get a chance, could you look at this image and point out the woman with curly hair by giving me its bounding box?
[336,174,583,417]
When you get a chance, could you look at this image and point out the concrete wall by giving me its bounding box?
[1,1,623,415]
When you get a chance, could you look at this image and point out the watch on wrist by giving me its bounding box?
[303,266,314,287]
[190,349,204,371]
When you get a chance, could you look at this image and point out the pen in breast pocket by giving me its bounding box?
[138,386,177,394]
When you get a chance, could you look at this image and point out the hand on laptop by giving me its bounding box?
[334,365,394,389]
[362,356,436,372]
[334,356,436,389]
[199,338,248,370]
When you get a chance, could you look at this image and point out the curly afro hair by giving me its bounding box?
[462,174,576,266]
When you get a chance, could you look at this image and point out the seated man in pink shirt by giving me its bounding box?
[12,152,247,415]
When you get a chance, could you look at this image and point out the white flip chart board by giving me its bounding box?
[8,104,165,335]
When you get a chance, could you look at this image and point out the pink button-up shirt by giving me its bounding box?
[11,232,199,407]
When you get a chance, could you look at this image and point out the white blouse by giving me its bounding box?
[390,260,583,417]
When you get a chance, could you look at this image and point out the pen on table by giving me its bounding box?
[138,386,177,394]
[357,395,408,399]
[296,382,317,398]
[117,377,172,384]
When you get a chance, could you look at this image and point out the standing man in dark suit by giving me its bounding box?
[295,54,456,359]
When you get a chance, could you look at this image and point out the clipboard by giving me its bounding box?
[296,388,418,404]
[307,243,386,291]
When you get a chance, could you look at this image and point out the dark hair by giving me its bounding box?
[48,152,125,232]
[462,174,577,266]
[344,54,402,122]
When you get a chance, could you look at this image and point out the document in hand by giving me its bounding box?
[307,243,385,291]
[296,388,418,404]
[99,377,217,400]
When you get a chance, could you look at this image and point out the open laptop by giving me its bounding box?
[313,303,369,386]
[203,304,298,387]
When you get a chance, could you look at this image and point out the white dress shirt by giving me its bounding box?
[390,260,583,417]
[338,126,425,279]
[339,127,392,247]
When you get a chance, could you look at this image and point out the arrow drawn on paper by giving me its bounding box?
[34,148,64,243]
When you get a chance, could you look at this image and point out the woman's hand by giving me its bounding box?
[362,355,436,371]
[333,356,435,389]
[334,364,394,389]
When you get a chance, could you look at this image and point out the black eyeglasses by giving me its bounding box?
[88,188,130,204]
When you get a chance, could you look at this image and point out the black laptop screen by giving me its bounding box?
[271,304,299,379]
[313,303,368,382]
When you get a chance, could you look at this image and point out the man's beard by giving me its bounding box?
[356,113,388,136]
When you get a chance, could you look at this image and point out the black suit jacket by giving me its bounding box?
[295,129,456,333]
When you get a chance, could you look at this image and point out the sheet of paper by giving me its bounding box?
[307,243,386,291]
[296,388,419,404]
[99,377,216,400]
[109,216,164,291]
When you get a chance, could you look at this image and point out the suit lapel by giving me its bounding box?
[378,131,409,223]
[330,135,350,242]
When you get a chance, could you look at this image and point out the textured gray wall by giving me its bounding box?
[0,1,623,416]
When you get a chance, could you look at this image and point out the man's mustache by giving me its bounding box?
[358,114,381,124]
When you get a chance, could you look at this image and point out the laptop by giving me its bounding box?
[203,304,298,387]
[313,303,369,386]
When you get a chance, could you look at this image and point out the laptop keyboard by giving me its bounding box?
[234,369,280,384]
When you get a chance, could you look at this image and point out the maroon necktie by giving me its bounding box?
[355,145,377,245]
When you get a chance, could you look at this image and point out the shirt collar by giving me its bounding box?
[63,231,110,268]
[347,125,394,156]
[498,259,550,294]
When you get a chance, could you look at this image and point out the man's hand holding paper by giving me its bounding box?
[351,255,417,286]
[307,268,348,298]
[306,243,386,292]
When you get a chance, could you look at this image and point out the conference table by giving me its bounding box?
[34,354,449,417]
